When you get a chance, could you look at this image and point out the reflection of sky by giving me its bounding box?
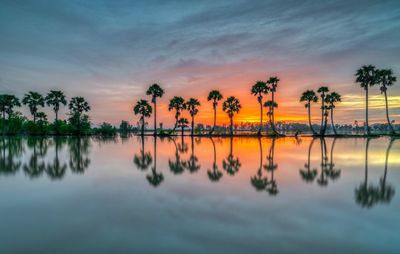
[0,136,399,253]
[1,0,400,126]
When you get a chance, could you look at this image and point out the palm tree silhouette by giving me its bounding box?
[133,136,152,171]
[207,90,223,135]
[177,118,189,136]
[146,137,164,187]
[222,96,241,136]
[46,137,67,180]
[264,100,278,135]
[317,87,329,136]
[146,84,165,136]
[185,98,200,136]
[266,77,280,135]
[251,138,268,191]
[325,92,342,135]
[45,90,67,123]
[251,81,269,135]
[222,137,241,176]
[0,95,21,120]
[134,99,152,136]
[68,137,91,174]
[207,137,223,182]
[300,90,318,135]
[68,97,91,135]
[168,96,185,134]
[299,138,318,183]
[376,69,397,134]
[355,65,377,135]
[22,92,45,123]
[183,136,201,173]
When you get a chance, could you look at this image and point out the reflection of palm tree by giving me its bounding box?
[184,137,200,173]
[207,138,222,182]
[146,137,164,187]
[378,138,395,203]
[23,138,47,178]
[68,137,91,174]
[222,137,241,176]
[317,138,328,187]
[265,138,278,195]
[133,136,152,171]
[325,138,341,181]
[251,138,268,191]
[355,138,377,208]
[0,137,23,175]
[168,137,185,175]
[46,137,67,180]
[299,138,318,183]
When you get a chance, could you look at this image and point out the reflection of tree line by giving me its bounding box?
[134,136,397,208]
[0,137,91,179]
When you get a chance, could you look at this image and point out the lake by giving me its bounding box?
[0,136,399,253]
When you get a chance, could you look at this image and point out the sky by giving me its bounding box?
[1,0,400,127]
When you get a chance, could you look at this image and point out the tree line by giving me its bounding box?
[0,91,91,135]
[135,65,397,137]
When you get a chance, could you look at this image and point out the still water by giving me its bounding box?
[0,136,399,253]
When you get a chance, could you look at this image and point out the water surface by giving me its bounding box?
[0,136,399,253]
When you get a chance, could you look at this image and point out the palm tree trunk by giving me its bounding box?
[55,110,58,122]
[153,99,157,136]
[191,115,194,136]
[153,136,157,171]
[181,126,184,136]
[383,138,394,187]
[331,108,337,135]
[272,92,277,134]
[308,103,316,135]
[211,137,216,169]
[141,116,145,136]
[258,101,263,136]
[365,88,370,135]
[230,116,233,136]
[320,99,324,135]
[307,138,315,173]
[210,103,216,135]
[383,90,395,134]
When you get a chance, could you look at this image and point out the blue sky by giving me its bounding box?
[1,0,400,125]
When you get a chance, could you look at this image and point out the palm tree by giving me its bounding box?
[0,95,21,120]
[168,137,185,175]
[300,90,318,135]
[22,92,45,123]
[222,96,241,136]
[355,65,377,135]
[325,138,341,181]
[317,138,329,187]
[376,69,397,134]
[325,92,342,135]
[134,99,152,136]
[266,77,280,134]
[186,98,201,136]
[251,138,268,191]
[46,137,67,180]
[251,81,269,135]
[68,97,91,134]
[378,138,395,203]
[265,138,278,195]
[68,137,91,174]
[177,118,189,136]
[264,100,278,134]
[146,84,165,136]
[299,138,318,183]
[317,86,329,135]
[207,90,223,135]
[222,137,241,175]
[168,96,185,133]
[45,90,67,122]
[207,137,222,182]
